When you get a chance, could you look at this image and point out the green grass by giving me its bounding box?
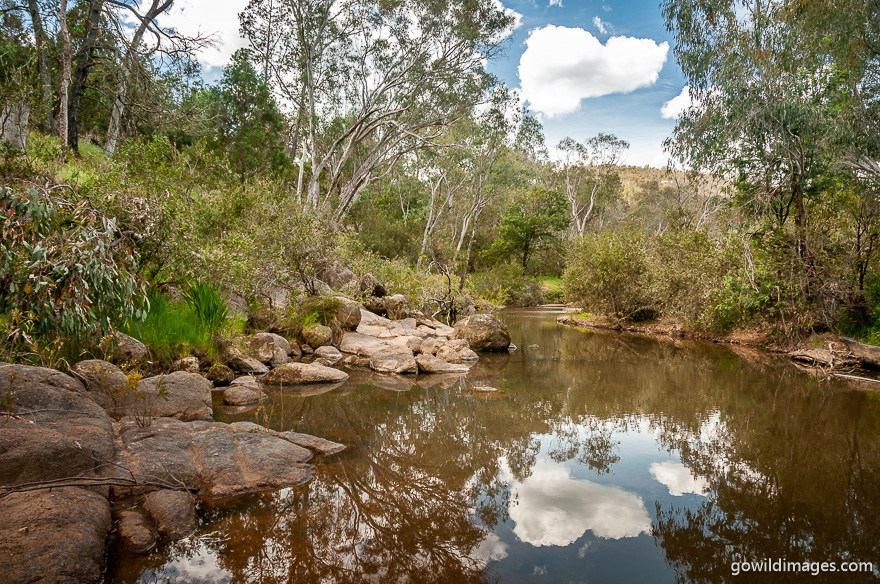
[542,278,564,302]
[123,291,242,366]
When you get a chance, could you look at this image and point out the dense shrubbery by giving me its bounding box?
[468,264,545,307]
[0,185,146,346]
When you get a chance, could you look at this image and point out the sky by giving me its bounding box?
[156,0,690,167]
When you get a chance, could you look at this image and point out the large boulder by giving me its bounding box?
[139,371,213,422]
[320,264,357,291]
[366,345,418,374]
[72,359,128,411]
[359,273,388,298]
[112,331,148,364]
[249,332,290,366]
[0,364,114,485]
[115,418,314,499]
[0,488,112,584]
[302,323,333,348]
[262,362,349,385]
[334,296,362,330]
[453,314,511,351]
[415,354,471,374]
[339,332,388,354]
[314,345,343,365]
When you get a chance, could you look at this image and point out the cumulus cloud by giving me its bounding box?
[650,461,710,497]
[518,26,669,118]
[471,532,509,565]
[549,0,564,6]
[661,86,703,119]
[492,0,524,39]
[507,459,651,546]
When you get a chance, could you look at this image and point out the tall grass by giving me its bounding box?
[182,279,230,331]
[125,291,218,366]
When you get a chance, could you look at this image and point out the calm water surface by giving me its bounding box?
[107,307,880,583]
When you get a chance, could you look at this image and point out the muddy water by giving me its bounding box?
[106,307,880,583]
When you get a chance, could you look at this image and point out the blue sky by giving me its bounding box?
[155,0,689,167]
[487,0,689,166]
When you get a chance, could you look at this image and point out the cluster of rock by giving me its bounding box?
[0,266,514,583]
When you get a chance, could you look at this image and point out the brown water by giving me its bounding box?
[106,307,880,583]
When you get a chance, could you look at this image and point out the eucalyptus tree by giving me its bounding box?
[241,0,517,222]
[556,133,628,236]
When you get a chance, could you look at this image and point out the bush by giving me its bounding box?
[0,185,146,344]
[468,264,545,307]
[564,229,651,318]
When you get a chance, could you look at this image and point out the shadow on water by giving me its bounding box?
[106,307,880,583]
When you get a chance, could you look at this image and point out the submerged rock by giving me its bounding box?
[280,431,346,456]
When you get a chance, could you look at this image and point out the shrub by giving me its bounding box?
[564,229,652,318]
[468,264,545,307]
[0,185,146,344]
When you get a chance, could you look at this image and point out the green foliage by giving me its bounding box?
[0,185,146,343]
[182,279,230,331]
[564,229,651,319]
[484,186,570,271]
[468,265,545,307]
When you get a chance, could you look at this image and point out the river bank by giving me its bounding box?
[555,311,880,387]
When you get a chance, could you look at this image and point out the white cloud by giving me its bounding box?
[158,0,249,69]
[492,0,524,39]
[649,461,710,497]
[592,16,612,35]
[661,86,701,119]
[518,26,669,118]
[471,532,509,565]
[506,459,650,546]
[602,4,612,11]
[549,0,564,6]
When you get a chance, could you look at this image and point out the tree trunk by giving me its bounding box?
[458,206,483,291]
[58,0,71,148]
[67,0,106,152]
[28,0,54,133]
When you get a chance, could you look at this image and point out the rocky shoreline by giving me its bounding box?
[0,294,512,583]
[555,312,880,387]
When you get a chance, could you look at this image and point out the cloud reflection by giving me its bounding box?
[506,459,650,546]
[650,461,710,497]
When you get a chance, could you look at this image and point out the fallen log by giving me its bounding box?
[839,337,880,370]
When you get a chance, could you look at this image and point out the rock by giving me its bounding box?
[367,345,418,374]
[357,309,428,339]
[415,354,471,374]
[406,336,423,354]
[116,509,157,553]
[227,293,249,318]
[339,332,387,354]
[790,348,835,368]
[262,362,349,385]
[469,385,500,393]
[0,488,111,584]
[267,287,290,309]
[302,323,333,349]
[145,490,198,540]
[230,376,260,387]
[0,365,114,486]
[115,419,314,499]
[174,356,201,374]
[420,338,441,356]
[341,355,372,368]
[359,273,388,297]
[247,309,277,332]
[364,295,386,315]
[314,345,343,364]
[334,296,362,330]
[139,371,213,422]
[205,363,235,385]
[72,359,127,411]
[225,347,270,374]
[288,342,302,358]
[436,342,480,364]
[320,264,357,290]
[112,331,148,364]
[249,332,290,366]
[453,314,511,351]
[300,344,314,355]
[281,432,346,455]
[223,386,267,405]
[383,294,409,319]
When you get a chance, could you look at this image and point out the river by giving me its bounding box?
[106,306,880,583]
